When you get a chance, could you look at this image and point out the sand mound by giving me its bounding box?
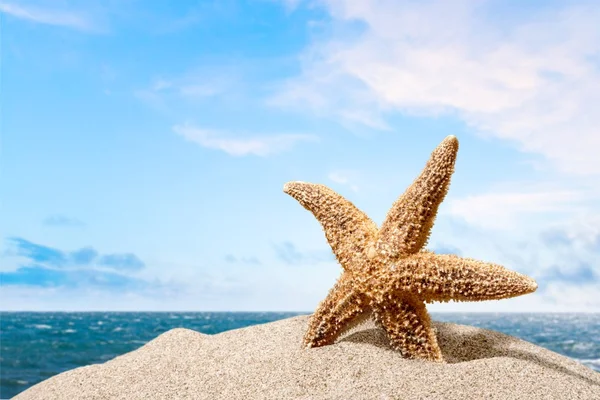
[15,315,600,400]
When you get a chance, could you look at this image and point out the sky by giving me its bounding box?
[1,0,599,312]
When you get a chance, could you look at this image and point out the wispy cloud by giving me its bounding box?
[446,186,590,230]
[2,265,69,287]
[537,282,600,310]
[8,237,67,267]
[1,266,147,289]
[224,254,261,265]
[0,2,97,32]
[536,231,599,287]
[43,214,85,227]
[328,170,359,192]
[97,253,145,271]
[423,211,600,311]
[485,217,600,288]
[276,0,600,175]
[173,123,318,156]
[70,247,98,265]
[135,68,244,109]
[2,238,147,288]
[273,241,334,265]
[542,263,597,284]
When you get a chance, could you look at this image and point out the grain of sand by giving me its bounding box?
[15,315,600,400]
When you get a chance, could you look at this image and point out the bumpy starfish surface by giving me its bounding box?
[283,135,538,362]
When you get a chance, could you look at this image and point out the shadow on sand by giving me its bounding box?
[338,321,600,387]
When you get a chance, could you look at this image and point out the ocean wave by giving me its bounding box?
[33,324,52,330]
[573,358,600,372]
[63,329,77,334]
[575,358,600,366]
[572,342,595,351]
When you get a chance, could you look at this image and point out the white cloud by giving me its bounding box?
[0,1,96,32]
[328,170,359,192]
[425,212,600,311]
[276,0,600,175]
[134,69,246,115]
[146,76,226,99]
[133,89,169,113]
[539,283,600,310]
[178,84,221,97]
[447,189,586,230]
[152,79,173,92]
[443,176,600,230]
[142,66,244,99]
[173,123,318,156]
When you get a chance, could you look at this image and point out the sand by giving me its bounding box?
[14,315,600,400]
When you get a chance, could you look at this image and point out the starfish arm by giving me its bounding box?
[377,136,459,258]
[371,294,443,362]
[304,273,371,348]
[387,252,538,303]
[283,181,378,271]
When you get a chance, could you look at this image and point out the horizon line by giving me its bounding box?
[1,310,599,314]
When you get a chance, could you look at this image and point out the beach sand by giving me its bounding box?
[14,315,600,399]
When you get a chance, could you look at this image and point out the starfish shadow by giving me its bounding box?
[338,327,392,350]
[338,323,600,387]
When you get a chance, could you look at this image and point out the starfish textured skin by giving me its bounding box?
[283,135,538,362]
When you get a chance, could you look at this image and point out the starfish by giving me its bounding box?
[283,135,538,362]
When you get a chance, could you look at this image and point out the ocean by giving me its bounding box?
[1,312,599,399]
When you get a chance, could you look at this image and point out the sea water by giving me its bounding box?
[1,312,598,399]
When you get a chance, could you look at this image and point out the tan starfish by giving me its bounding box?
[283,135,538,362]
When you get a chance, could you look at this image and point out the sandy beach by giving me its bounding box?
[14,315,600,400]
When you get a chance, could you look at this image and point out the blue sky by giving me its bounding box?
[1,0,599,311]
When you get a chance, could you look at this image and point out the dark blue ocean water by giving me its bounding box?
[1,312,598,399]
